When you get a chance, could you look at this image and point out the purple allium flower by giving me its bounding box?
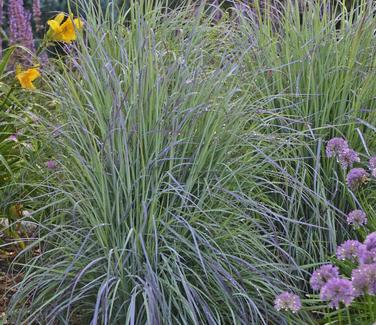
[7,134,18,142]
[352,263,376,296]
[326,137,348,158]
[346,168,368,191]
[310,264,340,291]
[346,210,367,228]
[8,0,35,63]
[274,292,302,313]
[364,232,376,252]
[369,156,376,177]
[336,240,363,262]
[46,160,58,170]
[32,0,42,32]
[358,245,376,265]
[358,234,376,265]
[320,278,355,309]
[338,148,360,169]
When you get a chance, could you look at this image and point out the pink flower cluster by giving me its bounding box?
[326,137,375,191]
[310,232,376,309]
[326,137,360,169]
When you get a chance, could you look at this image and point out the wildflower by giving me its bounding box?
[320,278,355,309]
[310,264,339,291]
[369,156,376,177]
[326,137,348,158]
[47,13,84,43]
[16,67,40,89]
[46,160,58,170]
[352,263,376,296]
[336,240,363,262]
[32,0,42,32]
[358,245,376,265]
[364,232,376,252]
[8,0,35,61]
[338,148,360,169]
[346,168,368,191]
[274,292,302,313]
[346,210,367,228]
[7,134,18,142]
[358,234,376,265]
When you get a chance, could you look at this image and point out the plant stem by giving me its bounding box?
[338,308,342,325]
[346,307,352,325]
[367,295,375,321]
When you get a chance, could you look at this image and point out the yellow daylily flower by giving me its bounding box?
[47,13,84,43]
[16,67,41,90]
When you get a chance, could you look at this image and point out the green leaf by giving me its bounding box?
[0,47,16,77]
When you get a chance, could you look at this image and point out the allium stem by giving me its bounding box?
[367,295,375,320]
[346,307,352,325]
[338,308,342,325]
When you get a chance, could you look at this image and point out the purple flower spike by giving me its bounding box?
[8,0,35,63]
[346,168,368,191]
[336,240,363,262]
[310,264,339,291]
[32,0,42,32]
[274,292,302,313]
[352,263,376,296]
[320,278,355,309]
[338,148,360,169]
[46,160,58,170]
[369,156,376,177]
[326,137,348,158]
[346,210,367,228]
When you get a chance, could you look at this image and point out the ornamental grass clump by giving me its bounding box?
[8,1,313,324]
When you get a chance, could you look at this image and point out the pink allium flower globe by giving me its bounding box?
[320,278,355,309]
[274,292,302,313]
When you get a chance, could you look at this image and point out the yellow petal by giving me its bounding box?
[16,73,35,89]
[54,13,66,25]
[26,68,41,81]
[60,20,77,42]
[74,18,84,31]
[47,19,63,33]
[16,68,40,90]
